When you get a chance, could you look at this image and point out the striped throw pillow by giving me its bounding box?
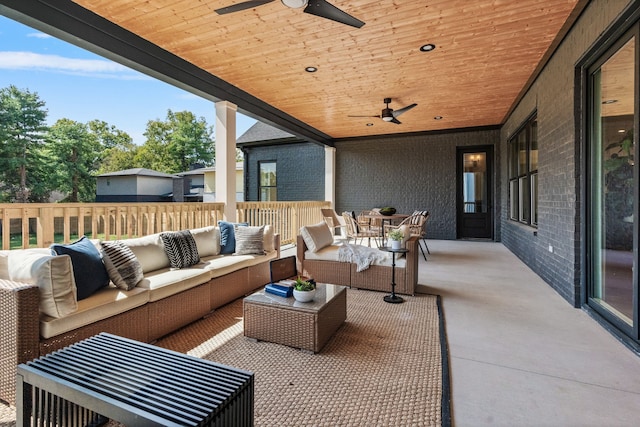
[160,230,201,269]
[235,226,265,255]
[100,240,144,290]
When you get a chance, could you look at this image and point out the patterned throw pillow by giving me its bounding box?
[235,226,265,255]
[160,230,201,269]
[100,241,144,290]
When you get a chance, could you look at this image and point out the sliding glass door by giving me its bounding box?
[587,31,637,335]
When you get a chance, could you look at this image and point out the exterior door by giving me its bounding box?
[457,146,494,239]
[586,30,637,336]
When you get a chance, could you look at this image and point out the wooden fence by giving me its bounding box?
[0,201,330,250]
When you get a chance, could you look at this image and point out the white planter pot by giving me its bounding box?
[390,240,402,250]
[293,289,316,302]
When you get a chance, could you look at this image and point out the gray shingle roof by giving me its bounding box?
[237,121,298,144]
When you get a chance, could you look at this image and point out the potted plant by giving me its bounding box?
[388,229,404,250]
[293,277,316,302]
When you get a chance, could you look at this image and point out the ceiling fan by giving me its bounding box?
[214,0,365,28]
[349,98,418,124]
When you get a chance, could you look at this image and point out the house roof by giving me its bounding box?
[97,168,175,178]
[237,121,299,145]
[177,163,243,176]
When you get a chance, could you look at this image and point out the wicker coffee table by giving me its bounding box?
[243,283,347,353]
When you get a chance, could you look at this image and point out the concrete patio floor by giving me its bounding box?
[416,239,640,427]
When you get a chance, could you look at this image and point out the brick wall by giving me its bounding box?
[243,142,325,201]
[500,0,631,307]
[334,129,500,240]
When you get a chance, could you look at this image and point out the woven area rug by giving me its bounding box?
[156,288,450,426]
[0,289,450,427]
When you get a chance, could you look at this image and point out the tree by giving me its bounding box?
[45,119,102,202]
[88,120,137,174]
[136,110,214,173]
[0,85,50,202]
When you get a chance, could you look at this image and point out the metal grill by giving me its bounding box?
[16,333,254,427]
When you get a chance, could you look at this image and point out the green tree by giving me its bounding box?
[136,110,214,173]
[45,119,102,202]
[0,85,50,202]
[88,120,137,174]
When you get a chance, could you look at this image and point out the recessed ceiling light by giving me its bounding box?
[366,123,374,126]
[602,99,618,104]
[434,116,443,120]
[618,129,626,133]
[420,44,436,52]
[305,66,317,73]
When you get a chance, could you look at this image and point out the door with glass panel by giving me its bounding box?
[587,31,637,335]
[457,146,493,239]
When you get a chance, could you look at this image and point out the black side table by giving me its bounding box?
[379,246,409,303]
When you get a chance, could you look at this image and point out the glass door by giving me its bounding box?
[588,33,637,333]
[457,146,493,239]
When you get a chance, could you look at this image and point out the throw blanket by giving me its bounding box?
[338,243,390,272]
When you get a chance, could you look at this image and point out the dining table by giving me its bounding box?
[361,212,409,246]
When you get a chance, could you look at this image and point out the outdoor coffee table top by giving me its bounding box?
[244,283,346,312]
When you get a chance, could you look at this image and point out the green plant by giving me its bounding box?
[293,276,315,291]
[388,229,404,241]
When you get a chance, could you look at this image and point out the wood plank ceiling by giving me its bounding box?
[72,0,583,140]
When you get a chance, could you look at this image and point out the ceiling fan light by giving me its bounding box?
[381,107,394,121]
[281,0,308,9]
[382,116,394,122]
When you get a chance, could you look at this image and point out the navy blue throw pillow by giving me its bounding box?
[51,236,110,300]
[218,221,248,254]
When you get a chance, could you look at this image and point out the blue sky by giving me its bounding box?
[0,15,256,145]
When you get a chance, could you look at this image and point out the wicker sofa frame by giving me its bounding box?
[296,235,419,295]
[0,236,279,406]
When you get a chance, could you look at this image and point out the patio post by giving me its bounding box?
[215,100,238,222]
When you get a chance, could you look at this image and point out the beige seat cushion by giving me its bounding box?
[40,286,148,339]
[137,267,211,302]
[200,251,278,278]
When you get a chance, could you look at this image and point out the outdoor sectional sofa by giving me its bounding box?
[0,224,279,405]
[296,222,419,295]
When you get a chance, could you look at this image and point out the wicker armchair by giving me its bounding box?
[342,212,379,246]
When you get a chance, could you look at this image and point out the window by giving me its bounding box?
[508,116,538,225]
[259,161,277,201]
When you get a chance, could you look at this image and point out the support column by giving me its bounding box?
[324,146,336,207]
[215,101,237,222]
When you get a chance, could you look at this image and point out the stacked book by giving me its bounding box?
[265,279,295,298]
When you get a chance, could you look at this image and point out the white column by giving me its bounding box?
[324,146,336,207]
[215,100,237,222]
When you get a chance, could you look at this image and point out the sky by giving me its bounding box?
[0,15,257,146]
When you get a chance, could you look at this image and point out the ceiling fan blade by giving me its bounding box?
[391,118,402,124]
[304,1,365,28]
[392,103,417,118]
[215,0,275,15]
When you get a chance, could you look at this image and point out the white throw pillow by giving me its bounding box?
[300,221,334,253]
[263,224,275,253]
[8,250,78,318]
[190,226,221,257]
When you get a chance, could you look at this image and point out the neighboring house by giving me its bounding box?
[178,163,244,202]
[237,121,325,201]
[96,168,175,202]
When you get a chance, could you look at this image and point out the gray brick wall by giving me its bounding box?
[335,129,500,240]
[243,142,325,201]
[500,0,631,307]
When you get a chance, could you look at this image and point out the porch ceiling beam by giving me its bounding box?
[0,0,333,146]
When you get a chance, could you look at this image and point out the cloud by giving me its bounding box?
[0,51,149,80]
[27,32,52,39]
